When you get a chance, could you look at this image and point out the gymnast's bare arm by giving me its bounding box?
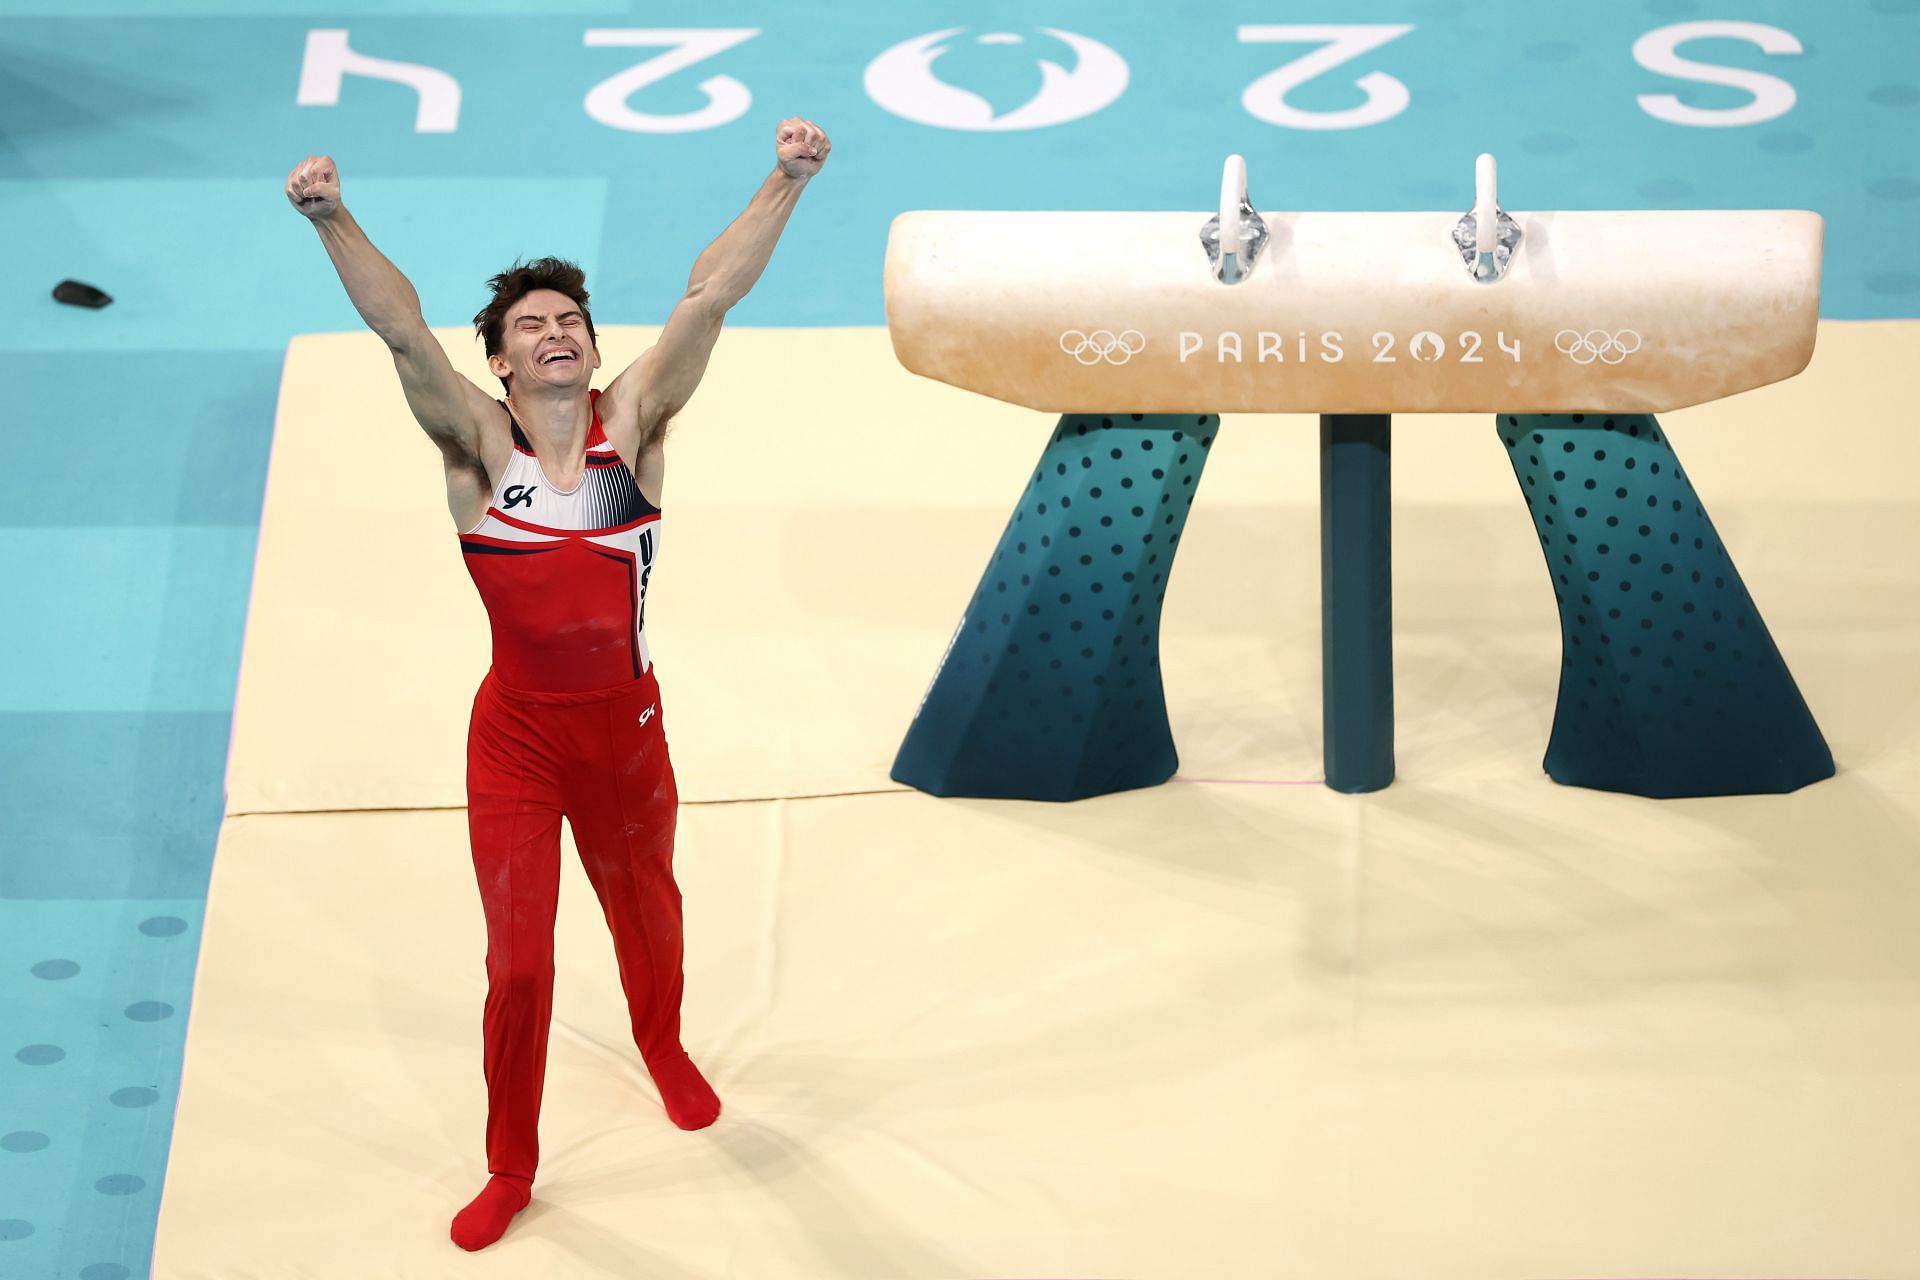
[286,154,507,527]
[598,117,832,486]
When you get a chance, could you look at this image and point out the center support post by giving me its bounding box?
[1321,413,1395,793]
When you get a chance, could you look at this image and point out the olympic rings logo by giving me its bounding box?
[1554,328,1642,365]
[1060,328,1147,366]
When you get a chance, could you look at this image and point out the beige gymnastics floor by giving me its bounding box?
[156,323,1920,1278]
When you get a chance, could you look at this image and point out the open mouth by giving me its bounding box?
[538,349,577,367]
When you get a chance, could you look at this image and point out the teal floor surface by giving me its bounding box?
[3,3,1915,1274]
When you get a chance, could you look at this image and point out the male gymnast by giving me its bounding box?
[285,116,831,1251]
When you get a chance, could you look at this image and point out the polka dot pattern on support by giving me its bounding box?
[1496,412,1833,796]
[893,412,1219,801]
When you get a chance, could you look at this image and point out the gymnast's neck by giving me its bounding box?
[507,385,596,465]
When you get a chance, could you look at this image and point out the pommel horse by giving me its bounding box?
[885,155,1832,802]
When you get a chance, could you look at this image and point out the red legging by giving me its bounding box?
[465,667,683,1182]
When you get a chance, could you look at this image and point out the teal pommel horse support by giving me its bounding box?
[884,153,1833,802]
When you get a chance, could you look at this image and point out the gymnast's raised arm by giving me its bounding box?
[285,155,504,489]
[598,117,832,457]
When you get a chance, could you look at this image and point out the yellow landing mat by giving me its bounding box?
[227,322,1920,815]
[174,317,1920,1277]
[158,779,1920,1278]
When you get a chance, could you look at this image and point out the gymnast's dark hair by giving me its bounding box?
[473,257,598,391]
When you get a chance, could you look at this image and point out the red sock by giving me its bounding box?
[450,1174,531,1252]
[648,1049,721,1130]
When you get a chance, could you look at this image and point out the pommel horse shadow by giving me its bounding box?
[884,154,1833,803]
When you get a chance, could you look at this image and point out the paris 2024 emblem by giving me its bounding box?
[864,28,1128,131]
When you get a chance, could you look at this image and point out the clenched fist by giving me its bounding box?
[285,155,341,220]
[775,118,830,180]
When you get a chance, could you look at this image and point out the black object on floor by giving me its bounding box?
[53,279,112,308]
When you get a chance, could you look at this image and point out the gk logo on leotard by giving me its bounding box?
[638,704,656,726]
[503,484,538,509]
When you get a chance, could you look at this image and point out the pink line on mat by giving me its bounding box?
[1172,776,1325,787]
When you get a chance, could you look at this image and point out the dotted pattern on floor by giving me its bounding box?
[2,902,198,1280]
[893,414,1216,801]
[1499,412,1834,796]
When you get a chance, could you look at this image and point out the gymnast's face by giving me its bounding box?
[491,288,601,392]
